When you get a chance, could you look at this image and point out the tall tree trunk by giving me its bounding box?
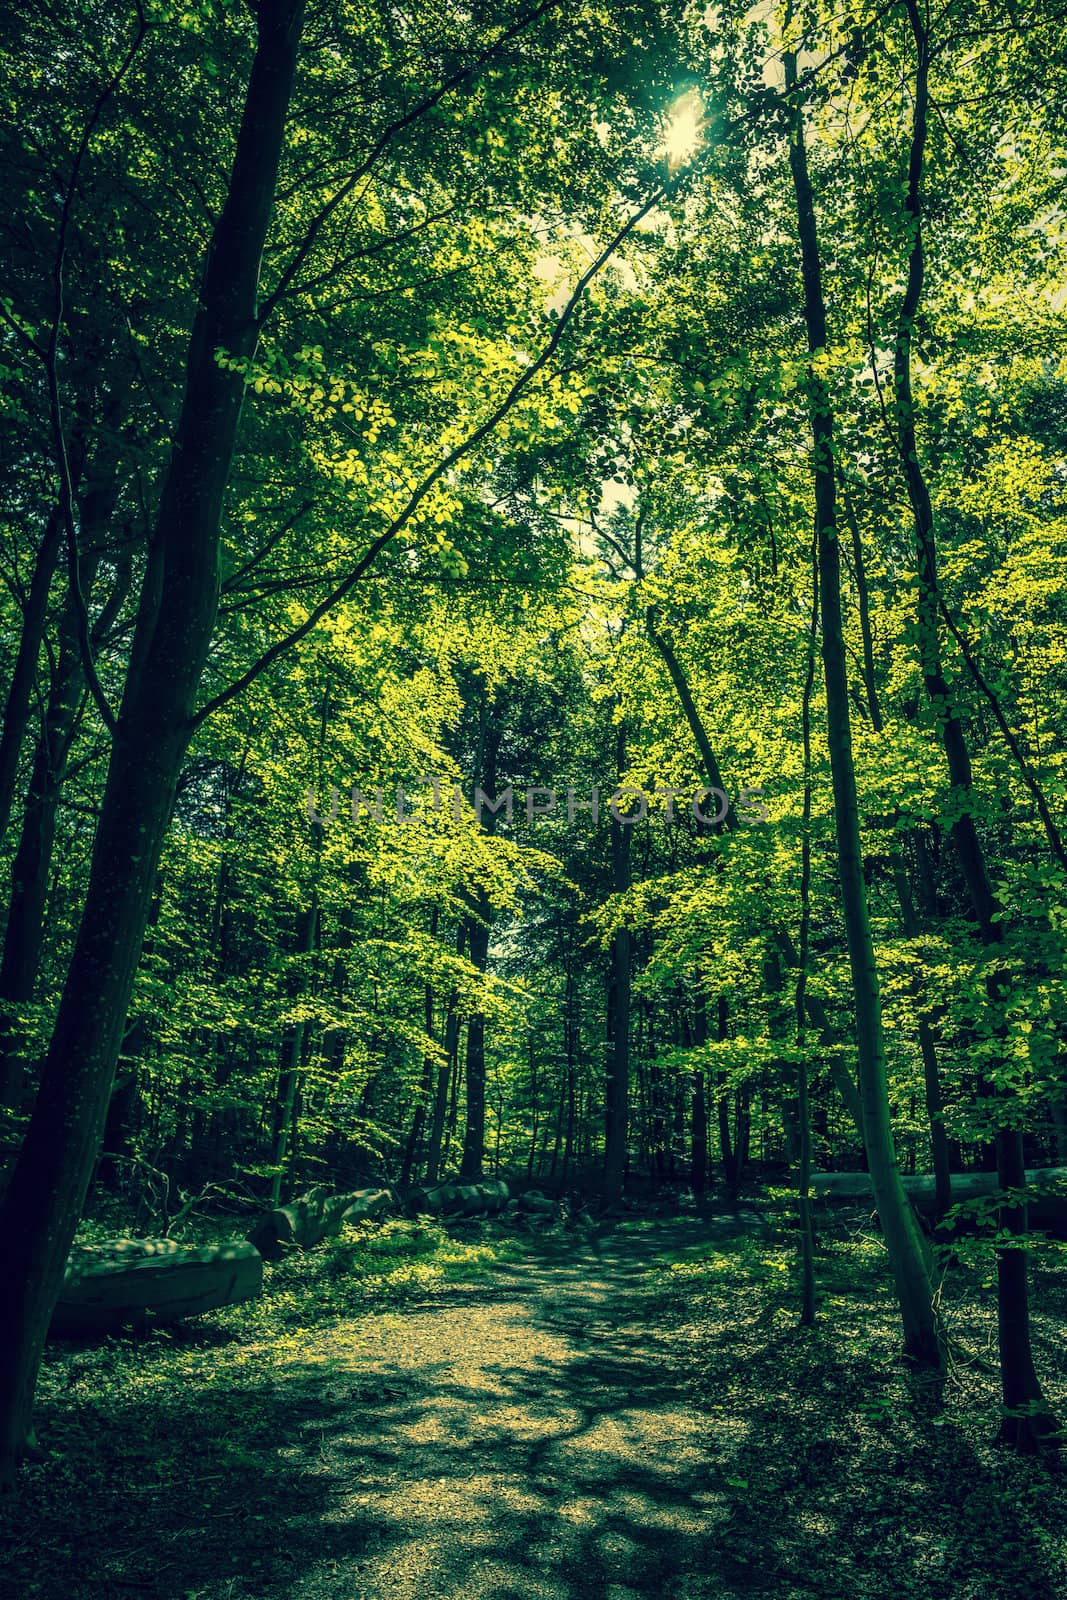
[442,1022,464,1174]
[794,532,819,1325]
[0,508,66,852]
[458,695,500,1183]
[715,998,733,1183]
[0,465,131,1113]
[526,1032,539,1182]
[0,663,84,1113]
[785,42,940,1368]
[0,0,306,1480]
[426,925,464,1184]
[269,892,318,1208]
[560,966,577,1182]
[603,720,631,1204]
[837,468,881,734]
[731,1088,750,1192]
[891,0,1056,1446]
[563,1028,577,1183]
[840,443,953,1217]
[459,890,491,1181]
[691,994,708,1199]
[401,906,439,1188]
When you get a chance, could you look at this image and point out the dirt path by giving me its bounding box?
[263,1216,736,1600]
[13,1210,1067,1600]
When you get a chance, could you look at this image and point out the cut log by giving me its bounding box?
[247,1186,394,1260]
[49,1238,263,1337]
[812,1167,1067,1235]
[408,1179,510,1217]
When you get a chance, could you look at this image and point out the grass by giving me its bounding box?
[2,1199,1066,1599]
[636,1206,1067,1599]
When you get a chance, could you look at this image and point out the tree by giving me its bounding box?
[886,0,1059,1448]
[0,0,308,1479]
[782,32,941,1369]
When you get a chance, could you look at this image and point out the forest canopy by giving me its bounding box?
[1,0,1067,1503]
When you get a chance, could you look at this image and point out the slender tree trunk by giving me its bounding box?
[459,892,490,1181]
[563,1038,577,1183]
[548,1087,563,1180]
[526,1032,539,1182]
[732,1088,750,1191]
[0,0,306,1480]
[644,611,737,833]
[0,668,84,1112]
[458,697,499,1183]
[561,967,577,1182]
[426,956,462,1183]
[269,892,318,1207]
[0,508,66,852]
[837,468,881,733]
[713,992,733,1185]
[0,541,131,1113]
[691,995,708,1198]
[841,440,953,1217]
[795,533,819,1325]
[0,404,132,1114]
[647,1002,666,1177]
[401,907,438,1188]
[425,923,463,1183]
[891,0,1056,1445]
[997,1124,1055,1449]
[785,42,940,1368]
[442,1024,463,1174]
[603,720,631,1204]
[93,877,164,1195]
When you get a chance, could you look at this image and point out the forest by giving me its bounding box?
[1,0,1066,1595]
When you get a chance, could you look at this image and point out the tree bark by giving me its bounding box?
[0,454,131,1113]
[0,0,306,1480]
[459,697,500,1183]
[785,43,940,1368]
[401,907,439,1188]
[0,508,65,853]
[603,719,631,1204]
[269,892,318,1208]
[794,524,820,1325]
[691,996,709,1198]
[890,0,1056,1445]
[459,891,491,1181]
[426,925,464,1184]
[49,1239,263,1337]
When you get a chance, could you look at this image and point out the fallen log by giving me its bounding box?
[812,1167,1067,1235]
[408,1179,510,1217]
[247,1186,394,1261]
[49,1238,263,1337]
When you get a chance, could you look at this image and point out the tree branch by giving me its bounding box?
[192,181,668,728]
[256,0,561,323]
[42,0,148,736]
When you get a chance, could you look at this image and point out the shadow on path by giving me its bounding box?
[3,1217,1064,1600]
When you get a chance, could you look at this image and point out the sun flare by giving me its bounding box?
[663,88,705,169]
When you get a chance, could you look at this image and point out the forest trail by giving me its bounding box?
[13,1210,1067,1600]
[260,1215,749,1600]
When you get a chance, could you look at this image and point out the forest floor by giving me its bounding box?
[3,1197,1067,1600]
